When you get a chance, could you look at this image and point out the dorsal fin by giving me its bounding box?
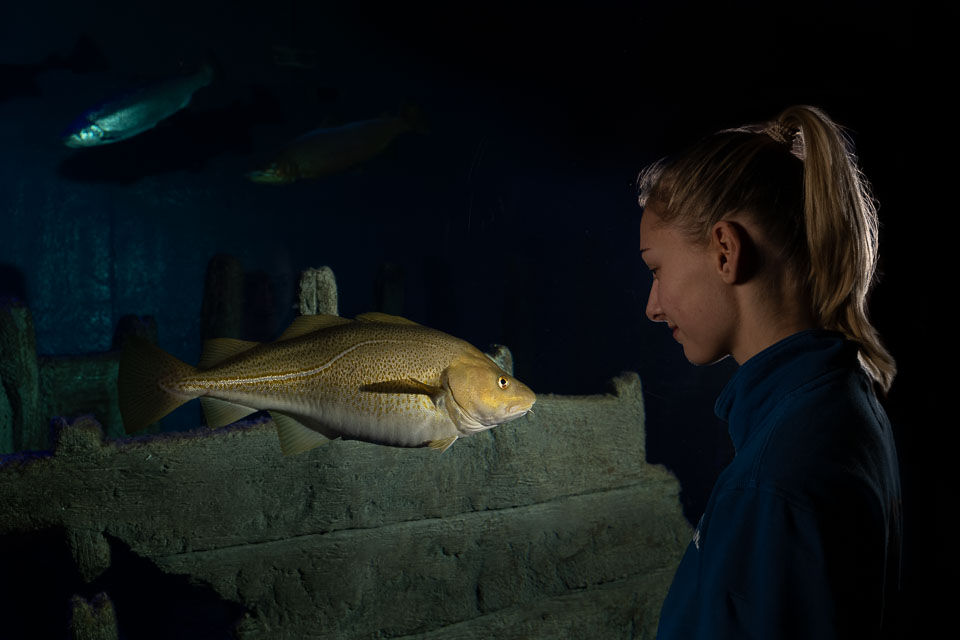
[198,338,260,370]
[354,312,420,326]
[276,314,351,341]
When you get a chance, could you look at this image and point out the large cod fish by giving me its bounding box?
[119,312,535,455]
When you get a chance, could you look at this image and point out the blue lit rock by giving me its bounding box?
[0,298,42,451]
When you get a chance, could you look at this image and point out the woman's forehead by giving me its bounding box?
[639,208,669,244]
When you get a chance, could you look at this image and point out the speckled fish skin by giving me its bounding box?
[147,314,535,450]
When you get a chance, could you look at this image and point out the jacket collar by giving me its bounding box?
[715,329,857,452]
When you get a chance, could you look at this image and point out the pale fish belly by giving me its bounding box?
[319,395,458,447]
[210,385,458,448]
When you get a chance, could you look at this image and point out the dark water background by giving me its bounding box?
[1,0,933,632]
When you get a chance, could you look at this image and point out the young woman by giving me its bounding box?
[637,105,902,639]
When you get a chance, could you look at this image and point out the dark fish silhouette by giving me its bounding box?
[1,36,107,103]
[247,104,426,184]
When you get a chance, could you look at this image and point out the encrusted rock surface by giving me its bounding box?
[0,373,689,639]
[299,266,338,316]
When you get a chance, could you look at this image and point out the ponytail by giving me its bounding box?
[777,106,895,392]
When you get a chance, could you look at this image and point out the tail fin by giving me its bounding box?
[118,338,197,433]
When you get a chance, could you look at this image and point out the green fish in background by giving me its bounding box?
[246,104,427,184]
[119,313,535,455]
[62,62,213,147]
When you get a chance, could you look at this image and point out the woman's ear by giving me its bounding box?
[711,220,757,284]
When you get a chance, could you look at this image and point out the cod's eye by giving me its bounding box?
[498,376,509,389]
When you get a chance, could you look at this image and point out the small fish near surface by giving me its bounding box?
[62,62,213,148]
[119,312,535,455]
[246,104,427,184]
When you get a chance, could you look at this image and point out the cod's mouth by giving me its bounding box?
[460,398,536,431]
[510,402,535,419]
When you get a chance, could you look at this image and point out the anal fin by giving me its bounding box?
[271,411,331,456]
[200,397,259,428]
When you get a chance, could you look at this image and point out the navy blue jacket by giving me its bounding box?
[657,330,902,639]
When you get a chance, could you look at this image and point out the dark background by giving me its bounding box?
[1,0,932,634]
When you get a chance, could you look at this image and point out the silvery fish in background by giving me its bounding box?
[62,62,213,147]
[119,312,535,455]
[246,104,427,184]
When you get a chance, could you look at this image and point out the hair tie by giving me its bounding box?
[765,121,799,147]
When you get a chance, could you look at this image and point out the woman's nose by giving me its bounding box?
[645,280,665,322]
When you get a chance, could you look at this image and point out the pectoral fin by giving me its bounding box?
[428,435,458,453]
[360,378,444,399]
[271,411,331,456]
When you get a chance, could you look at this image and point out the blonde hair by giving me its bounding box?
[638,105,895,392]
